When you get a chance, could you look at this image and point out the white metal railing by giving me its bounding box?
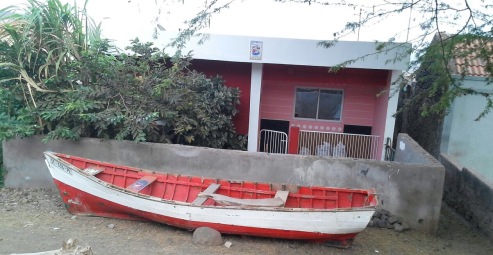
[298,130,380,160]
[259,129,288,154]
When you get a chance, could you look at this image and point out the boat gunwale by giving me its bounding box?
[44,151,378,212]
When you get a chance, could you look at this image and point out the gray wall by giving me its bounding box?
[440,77,493,181]
[3,133,444,233]
[440,153,493,240]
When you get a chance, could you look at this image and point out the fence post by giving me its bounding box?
[288,126,300,154]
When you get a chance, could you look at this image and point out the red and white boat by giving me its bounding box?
[44,151,378,248]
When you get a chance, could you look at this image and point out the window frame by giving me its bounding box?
[293,86,344,122]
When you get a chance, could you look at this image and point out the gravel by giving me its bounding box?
[1,188,492,255]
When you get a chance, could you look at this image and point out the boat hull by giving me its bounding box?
[45,152,375,248]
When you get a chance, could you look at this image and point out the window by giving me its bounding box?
[294,88,343,121]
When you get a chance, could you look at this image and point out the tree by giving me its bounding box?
[0,0,246,150]
[162,0,492,118]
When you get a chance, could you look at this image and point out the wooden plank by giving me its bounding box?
[200,193,285,207]
[275,190,289,206]
[192,183,221,205]
[126,176,157,193]
[83,167,104,176]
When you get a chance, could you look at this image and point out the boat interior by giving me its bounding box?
[54,153,377,210]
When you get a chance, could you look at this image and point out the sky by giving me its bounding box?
[0,0,488,50]
[0,0,416,46]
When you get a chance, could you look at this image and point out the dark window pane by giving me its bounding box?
[294,88,318,119]
[318,89,343,121]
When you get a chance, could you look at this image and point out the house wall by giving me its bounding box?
[3,134,444,234]
[260,64,387,133]
[191,60,252,135]
[440,77,493,182]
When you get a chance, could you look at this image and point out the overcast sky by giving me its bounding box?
[1,0,487,50]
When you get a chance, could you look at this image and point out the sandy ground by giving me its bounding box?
[0,188,492,255]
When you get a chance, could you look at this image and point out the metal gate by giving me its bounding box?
[259,129,288,154]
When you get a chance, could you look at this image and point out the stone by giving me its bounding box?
[380,214,389,221]
[388,216,399,225]
[107,224,115,229]
[192,227,223,246]
[394,223,404,232]
[373,211,382,219]
[224,241,232,248]
[379,209,390,216]
[367,219,375,227]
[386,222,394,229]
[377,220,387,228]
[401,222,410,230]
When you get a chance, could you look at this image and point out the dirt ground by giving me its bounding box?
[1,188,492,255]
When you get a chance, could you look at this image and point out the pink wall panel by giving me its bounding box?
[372,72,392,137]
[260,64,388,133]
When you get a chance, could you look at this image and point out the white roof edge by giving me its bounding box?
[156,32,411,71]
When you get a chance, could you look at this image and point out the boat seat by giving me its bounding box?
[126,176,157,193]
[83,167,104,176]
[192,183,221,205]
[198,190,290,207]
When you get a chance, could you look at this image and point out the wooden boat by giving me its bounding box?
[44,151,378,248]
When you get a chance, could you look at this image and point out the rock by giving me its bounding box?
[107,224,115,229]
[386,222,394,229]
[380,214,389,221]
[192,227,223,246]
[401,222,410,231]
[377,220,387,228]
[367,219,375,227]
[379,209,390,216]
[394,223,404,232]
[224,241,232,248]
[373,211,382,219]
[71,216,77,220]
[388,216,399,225]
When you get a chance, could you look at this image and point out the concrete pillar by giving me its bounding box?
[247,63,263,152]
[382,70,402,160]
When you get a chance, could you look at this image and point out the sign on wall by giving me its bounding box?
[250,41,263,60]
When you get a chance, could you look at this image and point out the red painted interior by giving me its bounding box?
[58,153,377,210]
[191,60,252,135]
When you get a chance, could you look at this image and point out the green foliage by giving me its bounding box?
[0,1,245,150]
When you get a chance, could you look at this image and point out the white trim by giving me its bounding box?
[248,63,263,152]
[382,70,401,160]
[159,32,410,71]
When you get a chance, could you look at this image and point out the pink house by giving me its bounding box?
[162,33,410,160]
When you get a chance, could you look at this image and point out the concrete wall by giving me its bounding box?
[392,133,445,233]
[440,153,493,240]
[3,134,444,233]
[440,77,493,182]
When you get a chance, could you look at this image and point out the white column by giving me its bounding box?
[247,63,263,152]
[382,70,402,160]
